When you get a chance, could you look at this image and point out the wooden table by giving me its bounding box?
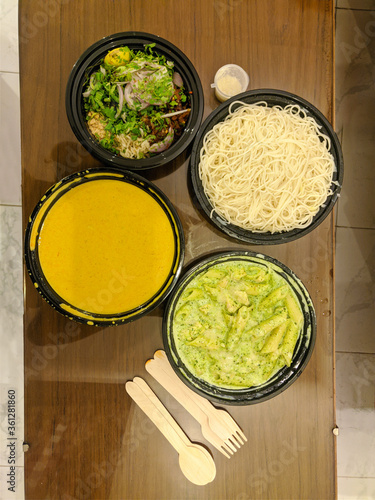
[20,1,337,498]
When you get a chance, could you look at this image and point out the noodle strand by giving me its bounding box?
[199,101,335,233]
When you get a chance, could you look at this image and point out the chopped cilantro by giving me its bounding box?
[82,44,191,159]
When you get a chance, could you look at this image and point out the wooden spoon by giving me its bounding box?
[125,377,216,486]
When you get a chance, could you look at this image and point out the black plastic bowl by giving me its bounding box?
[66,32,204,170]
[189,89,344,244]
[163,251,316,405]
[25,168,185,326]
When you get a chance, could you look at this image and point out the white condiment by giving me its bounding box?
[212,64,249,102]
[217,75,242,96]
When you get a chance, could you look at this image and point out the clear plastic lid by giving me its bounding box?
[211,64,249,102]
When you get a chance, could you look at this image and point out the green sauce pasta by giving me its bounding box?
[172,261,303,388]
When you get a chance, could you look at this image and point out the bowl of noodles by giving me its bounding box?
[66,32,204,170]
[189,89,343,244]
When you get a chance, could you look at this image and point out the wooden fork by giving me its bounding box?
[146,350,247,457]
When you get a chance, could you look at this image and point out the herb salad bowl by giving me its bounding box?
[66,32,204,170]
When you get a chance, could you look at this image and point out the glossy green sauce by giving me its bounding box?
[172,261,303,389]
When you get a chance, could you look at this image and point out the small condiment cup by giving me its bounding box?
[211,64,249,102]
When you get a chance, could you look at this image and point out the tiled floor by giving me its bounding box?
[0,1,374,499]
[0,1,24,499]
[335,3,375,499]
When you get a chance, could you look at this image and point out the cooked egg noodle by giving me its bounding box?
[198,101,335,233]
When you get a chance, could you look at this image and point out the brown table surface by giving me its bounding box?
[20,1,337,499]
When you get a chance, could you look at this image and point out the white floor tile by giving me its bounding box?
[0,206,23,346]
[0,207,24,468]
[336,353,375,479]
[0,384,24,468]
[335,227,375,353]
[337,0,375,9]
[338,477,375,500]
[0,1,19,73]
[335,9,375,229]
[0,466,24,500]
[0,72,21,205]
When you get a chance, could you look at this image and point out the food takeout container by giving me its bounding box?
[163,251,316,405]
[211,64,249,102]
[66,31,204,170]
[25,168,185,326]
[189,89,344,244]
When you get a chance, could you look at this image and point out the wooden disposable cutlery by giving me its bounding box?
[125,377,216,486]
[145,350,247,458]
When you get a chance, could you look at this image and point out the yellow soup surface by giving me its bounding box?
[37,179,176,315]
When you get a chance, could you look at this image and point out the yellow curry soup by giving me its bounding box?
[37,178,176,316]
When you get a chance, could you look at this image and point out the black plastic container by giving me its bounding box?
[189,89,344,244]
[66,32,204,170]
[163,251,316,405]
[25,168,185,326]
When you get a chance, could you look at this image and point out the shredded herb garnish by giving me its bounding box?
[83,44,190,158]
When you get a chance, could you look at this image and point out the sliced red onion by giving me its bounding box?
[160,108,191,119]
[132,69,153,82]
[115,60,147,76]
[124,82,150,110]
[131,66,173,105]
[115,84,124,119]
[173,72,183,87]
[124,83,135,108]
[149,127,174,153]
[82,89,91,98]
[100,66,106,76]
[147,62,163,69]
[89,74,96,89]
[137,98,150,110]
